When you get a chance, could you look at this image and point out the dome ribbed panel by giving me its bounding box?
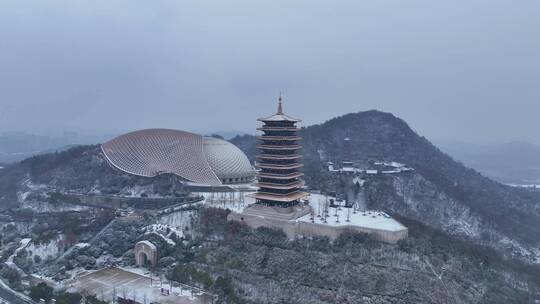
[202,137,254,180]
[101,129,222,185]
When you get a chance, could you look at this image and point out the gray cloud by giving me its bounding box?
[0,0,539,143]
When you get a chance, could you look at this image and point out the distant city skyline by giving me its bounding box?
[1,1,539,144]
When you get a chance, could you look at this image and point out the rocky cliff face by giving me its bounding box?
[232,110,540,263]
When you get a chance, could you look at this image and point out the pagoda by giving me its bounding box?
[251,96,308,207]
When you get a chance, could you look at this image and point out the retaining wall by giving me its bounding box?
[228,212,408,244]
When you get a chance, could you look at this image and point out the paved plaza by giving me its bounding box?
[72,267,214,304]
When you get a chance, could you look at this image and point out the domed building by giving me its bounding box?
[101,129,254,186]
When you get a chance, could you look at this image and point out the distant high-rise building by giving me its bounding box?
[251,97,308,207]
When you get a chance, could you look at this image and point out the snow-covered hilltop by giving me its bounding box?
[232,110,540,265]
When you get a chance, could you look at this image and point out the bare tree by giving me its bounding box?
[121,288,127,301]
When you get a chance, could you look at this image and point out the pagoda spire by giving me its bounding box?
[277,93,283,115]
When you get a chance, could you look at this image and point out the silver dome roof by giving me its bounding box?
[203,137,254,181]
[101,129,254,186]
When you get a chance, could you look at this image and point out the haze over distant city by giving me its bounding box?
[0,1,539,143]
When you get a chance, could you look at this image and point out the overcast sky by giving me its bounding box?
[0,1,539,143]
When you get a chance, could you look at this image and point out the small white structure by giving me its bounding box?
[134,241,158,268]
[337,161,356,173]
[327,162,335,171]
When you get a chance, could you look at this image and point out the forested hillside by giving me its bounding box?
[0,145,186,211]
[232,110,540,263]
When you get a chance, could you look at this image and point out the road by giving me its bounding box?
[0,239,35,304]
[0,281,34,304]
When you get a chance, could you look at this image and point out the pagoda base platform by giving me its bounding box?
[227,201,408,244]
[241,203,311,221]
[227,203,310,239]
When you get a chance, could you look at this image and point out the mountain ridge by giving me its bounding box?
[436,140,540,184]
[1,110,539,263]
[231,110,540,262]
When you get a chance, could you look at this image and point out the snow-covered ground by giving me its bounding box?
[298,194,407,232]
[352,176,366,186]
[17,180,89,213]
[154,210,198,240]
[195,191,256,213]
[26,237,65,262]
[158,211,194,229]
[145,229,177,246]
[6,239,31,265]
[197,191,406,232]
[118,267,207,301]
[20,200,89,213]
[506,183,540,188]
[498,236,540,263]
[327,160,414,174]
[0,222,31,236]
[5,238,31,275]
[120,185,167,198]
[147,191,256,244]
[73,267,210,304]
[374,161,406,168]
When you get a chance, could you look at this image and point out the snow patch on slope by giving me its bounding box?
[26,236,66,261]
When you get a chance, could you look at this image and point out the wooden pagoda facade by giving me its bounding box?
[250,97,308,207]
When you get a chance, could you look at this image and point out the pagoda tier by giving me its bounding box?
[248,97,308,207]
[257,127,300,132]
[256,154,302,160]
[255,163,303,170]
[257,144,302,150]
[249,191,308,203]
[256,172,304,179]
[256,136,302,141]
[256,180,305,189]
